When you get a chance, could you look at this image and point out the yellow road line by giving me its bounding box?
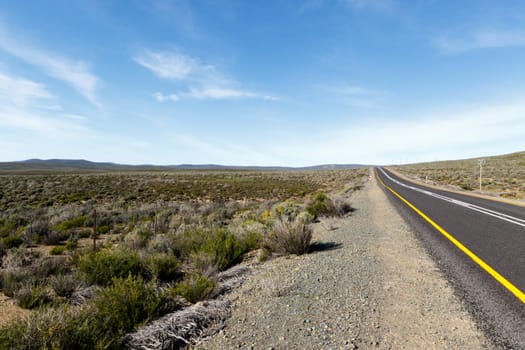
[376,169,525,304]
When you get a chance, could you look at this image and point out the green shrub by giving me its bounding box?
[175,273,215,303]
[0,304,99,350]
[2,235,23,249]
[200,228,246,270]
[148,253,181,282]
[306,192,337,219]
[173,227,253,271]
[92,276,160,342]
[77,249,145,286]
[97,225,110,234]
[241,230,262,251]
[50,245,66,255]
[55,215,87,232]
[274,201,303,220]
[0,277,182,350]
[65,239,78,251]
[15,284,53,309]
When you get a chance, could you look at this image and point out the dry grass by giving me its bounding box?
[0,292,30,327]
[391,151,525,200]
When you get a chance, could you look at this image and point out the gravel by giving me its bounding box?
[191,174,491,350]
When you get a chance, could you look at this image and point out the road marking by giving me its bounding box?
[376,169,525,304]
[378,168,525,228]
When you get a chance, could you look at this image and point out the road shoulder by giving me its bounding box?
[192,175,490,349]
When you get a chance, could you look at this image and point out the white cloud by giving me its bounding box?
[0,107,90,138]
[134,50,222,84]
[135,49,277,101]
[321,84,381,108]
[135,50,200,80]
[185,87,277,101]
[0,72,54,105]
[0,71,93,143]
[153,92,179,102]
[436,29,525,54]
[0,27,99,105]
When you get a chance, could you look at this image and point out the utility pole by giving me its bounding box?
[93,209,97,251]
[478,159,485,192]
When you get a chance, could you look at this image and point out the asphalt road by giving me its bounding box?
[376,167,525,349]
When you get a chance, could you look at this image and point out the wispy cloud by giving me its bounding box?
[0,107,90,138]
[0,72,54,105]
[0,26,100,105]
[321,84,382,108]
[185,87,277,101]
[134,49,225,84]
[135,50,202,80]
[135,49,276,101]
[153,92,179,102]
[435,29,525,54]
[0,70,91,140]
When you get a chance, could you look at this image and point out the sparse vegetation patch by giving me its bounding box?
[0,168,367,348]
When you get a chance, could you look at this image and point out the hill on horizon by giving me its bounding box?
[0,159,367,174]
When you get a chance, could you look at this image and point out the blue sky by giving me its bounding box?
[1,0,525,166]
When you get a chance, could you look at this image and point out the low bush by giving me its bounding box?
[33,256,70,280]
[0,276,183,350]
[265,215,312,255]
[55,215,87,232]
[98,224,110,234]
[172,227,255,272]
[91,275,161,346]
[148,253,181,282]
[50,274,79,298]
[42,231,69,245]
[50,245,66,255]
[77,248,145,286]
[200,228,247,270]
[0,270,26,297]
[15,284,53,309]
[2,235,23,249]
[274,201,303,220]
[65,239,78,251]
[306,192,337,219]
[331,195,354,216]
[174,273,216,303]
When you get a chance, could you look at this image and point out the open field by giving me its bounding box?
[0,168,367,349]
[391,151,525,201]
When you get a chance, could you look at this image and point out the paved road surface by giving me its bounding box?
[376,167,525,349]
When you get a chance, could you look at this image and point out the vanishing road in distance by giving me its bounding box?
[376,167,525,349]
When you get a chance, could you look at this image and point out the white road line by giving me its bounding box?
[379,168,525,228]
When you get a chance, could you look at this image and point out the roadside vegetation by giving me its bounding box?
[391,151,525,200]
[0,168,366,349]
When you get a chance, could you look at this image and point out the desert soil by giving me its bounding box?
[192,172,490,349]
[0,292,29,327]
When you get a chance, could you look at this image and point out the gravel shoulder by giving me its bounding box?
[192,173,490,349]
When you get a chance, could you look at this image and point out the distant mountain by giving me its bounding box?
[0,159,367,173]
